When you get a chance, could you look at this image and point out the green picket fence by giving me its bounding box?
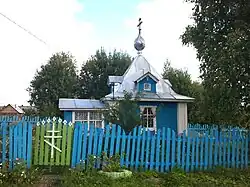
[33,118,74,166]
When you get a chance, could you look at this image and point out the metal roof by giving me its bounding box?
[103,54,194,102]
[59,98,105,110]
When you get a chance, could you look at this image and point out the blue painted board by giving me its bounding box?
[130,127,137,168]
[135,126,142,170]
[161,127,166,172]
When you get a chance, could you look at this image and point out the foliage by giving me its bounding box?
[101,152,121,172]
[79,48,132,99]
[181,0,250,125]
[27,51,79,117]
[162,60,205,123]
[0,158,41,186]
[61,167,250,187]
[103,91,141,134]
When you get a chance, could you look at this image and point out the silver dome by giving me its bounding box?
[134,34,145,52]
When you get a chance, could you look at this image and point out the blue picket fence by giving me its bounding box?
[72,122,249,172]
[0,119,249,172]
[0,121,33,169]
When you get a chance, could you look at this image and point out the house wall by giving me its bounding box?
[64,111,72,122]
[138,76,156,93]
[139,101,178,132]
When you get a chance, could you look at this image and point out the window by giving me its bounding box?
[141,107,156,129]
[143,83,151,91]
[74,111,103,128]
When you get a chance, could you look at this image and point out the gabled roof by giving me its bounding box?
[0,104,25,114]
[103,54,194,102]
[59,98,105,110]
[134,71,159,83]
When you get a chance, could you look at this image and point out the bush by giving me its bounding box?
[0,158,41,186]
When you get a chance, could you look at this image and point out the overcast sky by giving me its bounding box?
[0,0,199,106]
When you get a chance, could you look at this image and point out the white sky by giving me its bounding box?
[0,0,199,106]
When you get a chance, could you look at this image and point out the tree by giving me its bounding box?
[162,60,205,123]
[181,0,250,125]
[79,48,132,99]
[27,52,79,116]
[103,91,141,134]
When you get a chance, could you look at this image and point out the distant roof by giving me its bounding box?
[103,54,194,102]
[0,104,25,114]
[59,98,105,110]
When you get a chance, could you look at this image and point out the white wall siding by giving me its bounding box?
[177,103,188,134]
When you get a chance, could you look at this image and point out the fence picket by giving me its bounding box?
[200,135,204,170]
[154,130,160,172]
[9,125,13,170]
[71,122,79,167]
[97,128,104,168]
[66,123,73,166]
[145,130,150,170]
[125,133,131,168]
[161,127,166,172]
[209,133,213,169]
[195,137,199,171]
[245,135,248,168]
[120,130,126,167]
[191,137,195,171]
[186,134,191,172]
[2,122,7,164]
[27,122,32,168]
[55,120,62,165]
[227,134,231,168]
[60,122,67,165]
[88,125,94,156]
[181,131,186,171]
[140,128,146,170]
[166,128,171,171]
[171,130,176,170]
[93,127,99,156]
[214,130,218,167]
[130,127,137,168]
[39,123,45,165]
[115,126,122,155]
[149,133,155,170]
[81,123,88,163]
[110,125,116,157]
[204,133,209,170]
[44,121,50,165]
[231,130,236,168]
[236,131,240,168]
[135,126,142,170]
[76,122,83,165]
[22,122,27,160]
[34,123,40,165]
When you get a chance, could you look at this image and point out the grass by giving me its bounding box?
[60,167,250,187]
[2,166,250,186]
